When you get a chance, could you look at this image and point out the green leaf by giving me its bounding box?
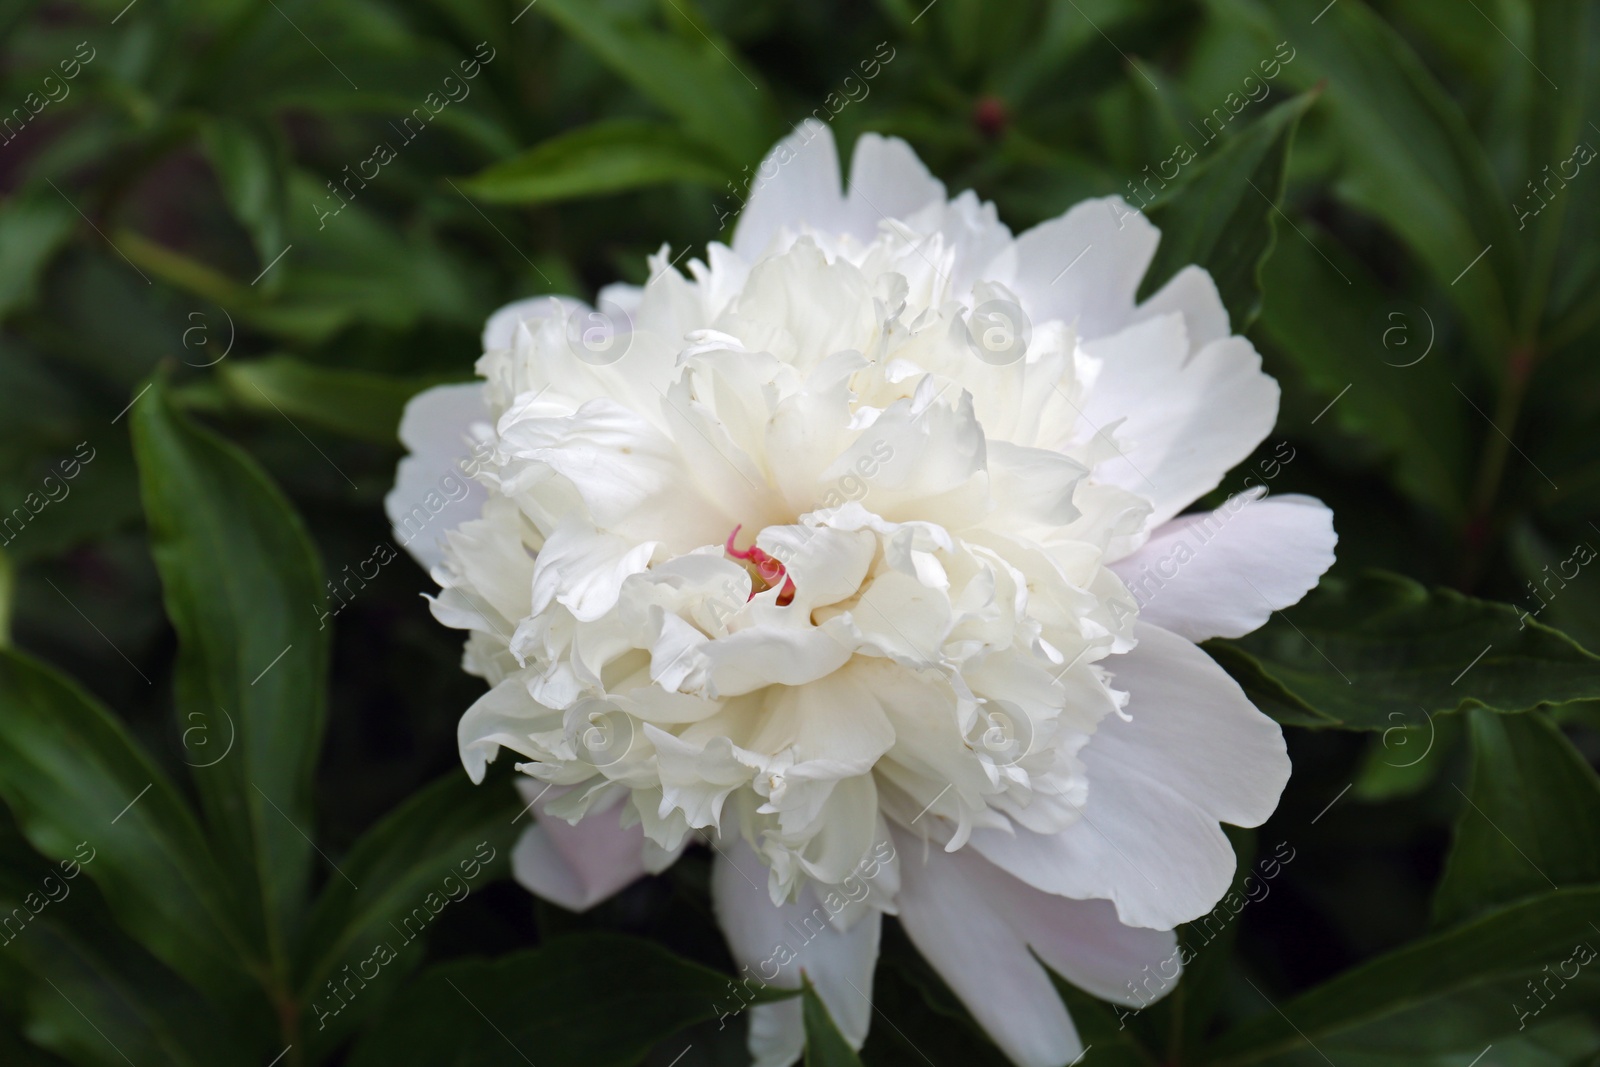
[0,189,76,320]
[0,813,249,1066]
[218,356,450,445]
[346,934,787,1067]
[198,116,290,281]
[1209,570,1600,730]
[534,0,771,166]
[1141,92,1312,330]
[1349,712,1461,802]
[802,976,865,1067]
[1205,887,1600,1064]
[0,543,12,647]
[1268,0,1516,358]
[1432,710,1600,929]
[0,650,250,993]
[462,119,730,205]
[1519,0,1592,332]
[130,379,328,974]
[1255,215,1473,521]
[295,772,521,1055]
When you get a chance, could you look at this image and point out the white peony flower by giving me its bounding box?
[387,120,1335,1067]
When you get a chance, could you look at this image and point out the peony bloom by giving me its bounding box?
[388,121,1335,1067]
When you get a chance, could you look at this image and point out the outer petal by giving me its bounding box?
[971,623,1290,929]
[386,382,490,570]
[1110,493,1337,641]
[711,839,881,1067]
[839,133,948,240]
[896,831,1145,1067]
[999,196,1160,340]
[1081,317,1280,526]
[732,121,847,262]
[1132,264,1229,350]
[511,781,673,912]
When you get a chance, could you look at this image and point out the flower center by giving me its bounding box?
[725,525,796,606]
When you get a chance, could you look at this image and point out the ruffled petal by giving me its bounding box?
[482,294,584,352]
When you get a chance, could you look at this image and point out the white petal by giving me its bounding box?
[1110,493,1337,641]
[732,121,847,262]
[1133,264,1229,350]
[711,839,881,1067]
[892,826,1084,1067]
[1000,196,1159,341]
[500,396,731,549]
[839,133,948,240]
[1082,316,1279,526]
[483,294,584,352]
[511,783,670,912]
[387,383,491,570]
[971,623,1289,929]
[457,676,554,783]
[529,518,660,623]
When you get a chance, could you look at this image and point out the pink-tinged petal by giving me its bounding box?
[386,382,490,570]
[511,782,670,912]
[1111,494,1337,641]
[892,826,1085,1067]
[971,624,1289,929]
[711,839,881,1067]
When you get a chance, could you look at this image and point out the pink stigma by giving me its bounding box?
[725,525,796,605]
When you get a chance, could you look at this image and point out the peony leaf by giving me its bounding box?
[1519,0,1591,333]
[461,119,731,206]
[216,356,455,446]
[0,812,246,1066]
[1207,570,1600,730]
[1431,710,1600,930]
[1141,91,1312,331]
[0,649,252,995]
[0,543,11,648]
[0,188,76,320]
[344,933,792,1067]
[533,0,772,167]
[802,976,865,1067]
[1203,887,1600,1065]
[1255,219,1473,523]
[1266,0,1517,361]
[131,380,329,974]
[294,771,522,1058]
[198,117,291,287]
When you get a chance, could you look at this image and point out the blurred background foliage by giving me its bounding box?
[1,0,1599,1063]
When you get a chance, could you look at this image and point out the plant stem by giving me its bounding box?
[1458,343,1536,591]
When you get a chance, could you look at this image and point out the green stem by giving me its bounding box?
[1457,343,1537,591]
